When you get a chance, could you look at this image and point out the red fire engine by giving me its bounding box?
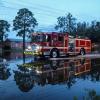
[24,32,91,58]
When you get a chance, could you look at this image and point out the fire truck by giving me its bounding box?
[24,32,91,58]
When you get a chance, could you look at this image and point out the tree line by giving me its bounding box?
[0,8,100,53]
[55,13,100,42]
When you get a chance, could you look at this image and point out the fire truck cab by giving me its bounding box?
[24,32,91,58]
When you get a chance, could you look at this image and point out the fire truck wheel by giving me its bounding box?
[50,49,59,58]
[80,48,86,55]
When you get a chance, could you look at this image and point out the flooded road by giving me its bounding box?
[0,53,100,100]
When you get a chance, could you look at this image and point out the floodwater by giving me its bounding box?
[0,53,100,100]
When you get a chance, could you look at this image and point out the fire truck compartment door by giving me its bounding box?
[68,43,75,52]
[68,39,75,52]
[52,34,58,46]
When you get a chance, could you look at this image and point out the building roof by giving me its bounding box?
[7,38,31,42]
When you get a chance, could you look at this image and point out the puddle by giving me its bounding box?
[0,53,100,100]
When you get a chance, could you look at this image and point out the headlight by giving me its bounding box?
[27,45,32,50]
[36,45,42,50]
[26,44,42,51]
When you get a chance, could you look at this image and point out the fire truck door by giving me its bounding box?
[68,39,75,52]
[52,34,58,46]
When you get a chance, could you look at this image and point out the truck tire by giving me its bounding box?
[80,48,86,55]
[50,49,59,58]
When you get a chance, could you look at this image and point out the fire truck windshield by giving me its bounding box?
[32,35,47,42]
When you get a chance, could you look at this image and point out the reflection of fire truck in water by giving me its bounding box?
[19,58,91,86]
[25,32,91,58]
[35,59,91,86]
[33,59,91,76]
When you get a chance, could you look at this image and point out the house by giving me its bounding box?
[5,38,30,49]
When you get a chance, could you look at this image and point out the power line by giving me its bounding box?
[0,18,56,31]
[33,2,65,12]
[0,5,58,25]
[0,5,59,18]
[0,1,59,30]
[2,0,65,17]
[0,0,66,25]
[19,0,65,12]
[2,0,65,15]
[0,15,57,26]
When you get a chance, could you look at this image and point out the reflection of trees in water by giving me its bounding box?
[86,89,100,100]
[74,89,100,100]
[15,63,77,90]
[90,67,100,82]
[14,66,35,92]
[78,73,89,80]
[34,68,76,89]
[35,74,47,86]
[71,58,100,82]
[65,71,76,89]
[90,59,100,81]
[66,76,76,89]
[0,64,11,80]
[78,59,100,82]
[16,59,90,90]
[76,68,100,82]
[15,58,100,92]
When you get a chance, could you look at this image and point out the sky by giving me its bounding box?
[0,0,100,39]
